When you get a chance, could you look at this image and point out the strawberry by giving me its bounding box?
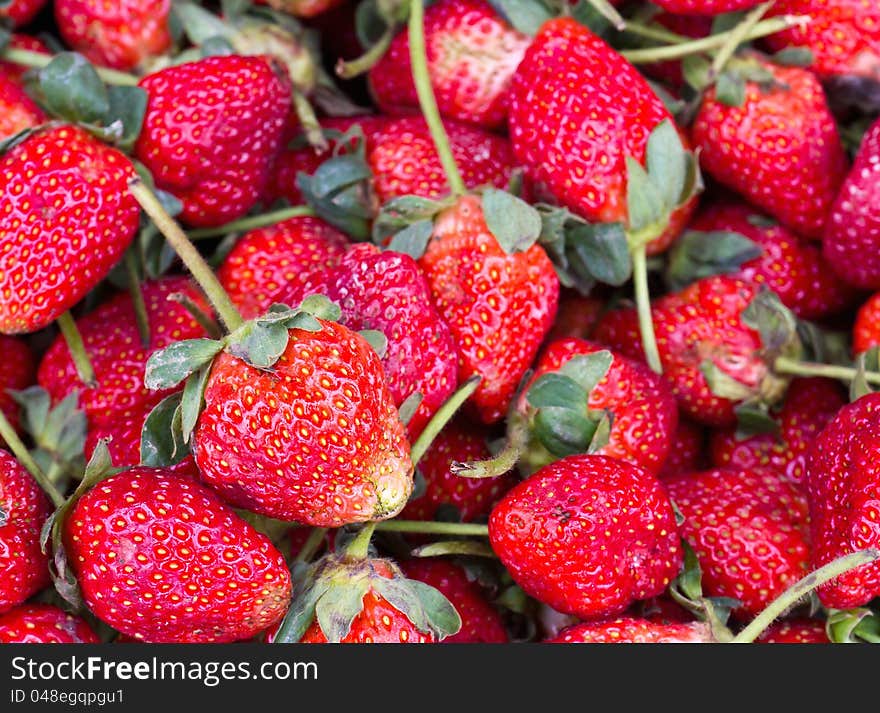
[280,242,459,440]
[0,34,51,83]
[658,417,707,479]
[545,291,605,343]
[256,0,343,19]
[807,392,880,609]
[765,0,880,80]
[651,0,759,14]
[417,194,559,424]
[640,13,712,89]
[192,318,414,526]
[757,618,829,644]
[823,116,880,290]
[0,450,51,614]
[0,604,100,643]
[0,73,45,139]
[0,124,140,334]
[368,0,530,130]
[0,0,47,26]
[401,417,515,522]
[399,559,508,643]
[489,454,682,620]
[692,58,848,240]
[853,291,880,355]
[0,335,34,438]
[64,467,292,642]
[135,55,292,228]
[710,377,846,485]
[547,617,713,643]
[265,115,523,209]
[54,0,173,71]
[217,216,350,320]
[664,467,810,617]
[677,201,857,320]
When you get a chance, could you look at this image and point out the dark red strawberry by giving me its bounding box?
[400,559,508,643]
[368,0,529,130]
[651,0,759,13]
[217,216,349,320]
[0,0,47,26]
[545,291,605,343]
[0,124,140,334]
[192,318,414,526]
[256,0,344,18]
[710,377,846,485]
[0,336,34,438]
[807,392,880,609]
[853,291,880,355]
[489,454,682,620]
[64,467,292,642]
[665,467,810,617]
[658,416,707,479]
[54,0,173,71]
[135,55,292,227]
[401,417,515,522]
[0,604,100,643]
[692,58,848,240]
[0,73,45,139]
[0,451,51,614]
[757,618,829,644]
[547,617,713,643]
[823,115,880,290]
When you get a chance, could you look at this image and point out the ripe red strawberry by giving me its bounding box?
[765,0,880,80]
[545,291,605,343]
[593,276,775,427]
[823,116,880,290]
[192,319,413,526]
[281,242,458,440]
[853,291,880,355]
[665,467,810,617]
[256,0,343,19]
[0,34,51,83]
[710,377,845,485]
[418,194,559,424]
[757,618,829,644]
[54,0,173,71]
[135,55,292,227]
[368,0,530,130]
[64,468,292,642]
[547,617,713,643]
[807,392,880,609]
[265,115,523,208]
[0,73,45,139]
[0,0,47,26]
[658,417,707,479]
[0,451,51,614]
[0,604,100,643]
[217,216,349,320]
[0,124,139,334]
[399,560,508,643]
[401,417,515,522]
[0,336,34,437]
[518,338,678,477]
[508,18,696,254]
[685,201,856,320]
[651,0,759,14]
[489,454,682,620]
[692,59,848,240]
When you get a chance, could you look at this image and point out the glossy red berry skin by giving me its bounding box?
[489,454,682,620]
[0,335,34,438]
[64,468,292,643]
[757,619,830,644]
[547,617,713,643]
[657,417,707,479]
[0,604,100,643]
[0,0,47,27]
[853,291,880,355]
[0,73,45,139]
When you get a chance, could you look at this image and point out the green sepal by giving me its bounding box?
[172,0,238,45]
[373,194,448,255]
[36,52,109,126]
[770,46,815,68]
[97,85,148,151]
[271,561,333,643]
[314,571,373,643]
[411,541,496,558]
[144,338,224,390]
[733,401,781,441]
[665,230,763,292]
[826,608,880,644]
[625,156,666,234]
[715,71,746,108]
[646,119,688,211]
[699,360,755,402]
[487,0,552,36]
[370,573,462,641]
[566,222,631,287]
[296,152,376,241]
[851,347,880,402]
[481,188,542,255]
[526,373,588,411]
[358,329,388,360]
[140,392,190,468]
[180,366,211,443]
[668,539,739,637]
[741,288,800,357]
[532,407,608,459]
[397,392,424,427]
[569,0,613,35]
[386,219,434,259]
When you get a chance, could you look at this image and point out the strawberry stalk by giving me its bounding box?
[336,30,395,79]
[450,422,527,480]
[128,178,245,333]
[407,0,466,197]
[0,409,66,508]
[774,356,880,386]
[56,312,96,387]
[346,522,378,559]
[632,245,663,374]
[0,47,139,86]
[124,249,151,347]
[583,0,626,31]
[374,520,489,536]
[409,375,481,466]
[731,549,880,643]
[707,1,772,81]
[187,206,316,240]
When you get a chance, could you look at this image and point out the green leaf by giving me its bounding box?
[715,71,746,107]
[295,294,341,323]
[567,223,632,286]
[226,321,290,370]
[272,562,332,643]
[140,393,190,467]
[358,330,388,360]
[296,155,375,241]
[406,579,462,640]
[734,402,781,440]
[741,288,799,355]
[371,575,461,641]
[486,0,553,36]
[104,85,148,151]
[625,156,666,233]
[386,219,434,259]
[771,46,815,67]
[645,119,687,211]
[397,392,423,426]
[526,373,588,410]
[699,361,755,402]
[38,52,110,125]
[373,195,445,244]
[144,338,224,390]
[314,574,372,643]
[481,189,542,254]
[180,366,211,444]
[533,407,598,458]
[559,351,613,393]
[666,230,763,292]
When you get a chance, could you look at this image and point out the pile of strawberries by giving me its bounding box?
[1,0,880,645]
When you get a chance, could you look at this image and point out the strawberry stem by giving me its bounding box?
[291,89,329,153]
[346,522,377,559]
[187,206,315,240]
[373,520,489,537]
[449,420,527,479]
[0,408,66,508]
[631,245,663,375]
[294,527,328,563]
[129,178,245,333]
[336,29,394,79]
[56,312,96,387]
[409,375,481,466]
[581,0,626,30]
[1,47,140,86]
[124,249,151,347]
[731,549,880,643]
[708,1,772,80]
[167,292,223,340]
[773,356,880,386]
[407,0,466,197]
